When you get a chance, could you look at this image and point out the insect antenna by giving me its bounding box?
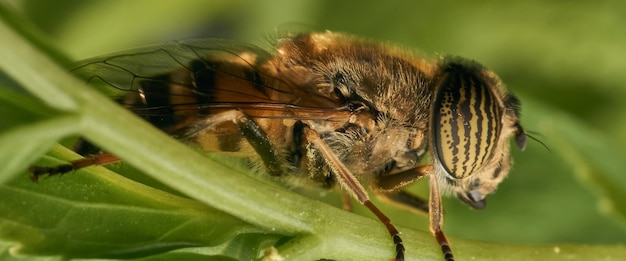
[525,130,551,152]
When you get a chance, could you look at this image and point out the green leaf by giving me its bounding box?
[0,87,79,184]
[0,146,273,259]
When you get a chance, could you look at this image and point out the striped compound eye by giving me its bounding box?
[431,60,503,180]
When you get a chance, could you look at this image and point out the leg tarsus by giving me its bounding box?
[364,200,405,261]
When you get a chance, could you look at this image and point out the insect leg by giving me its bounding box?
[178,110,284,176]
[375,165,429,191]
[425,165,454,261]
[373,166,430,213]
[375,190,429,214]
[29,153,120,182]
[303,128,405,261]
[374,165,455,261]
[233,113,284,176]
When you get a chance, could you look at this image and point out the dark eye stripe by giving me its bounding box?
[459,75,474,175]
[471,77,485,173]
[432,67,502,179]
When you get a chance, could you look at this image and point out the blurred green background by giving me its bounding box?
[4,0,626,251]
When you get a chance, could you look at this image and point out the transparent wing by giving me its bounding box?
[70,38,352,132]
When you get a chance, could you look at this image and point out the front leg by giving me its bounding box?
[303,127,406,261]
[373,166,430,213]
[373,165,455,261]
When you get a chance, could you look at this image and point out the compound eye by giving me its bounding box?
[458,191,487,210]
[431,61,503,179]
